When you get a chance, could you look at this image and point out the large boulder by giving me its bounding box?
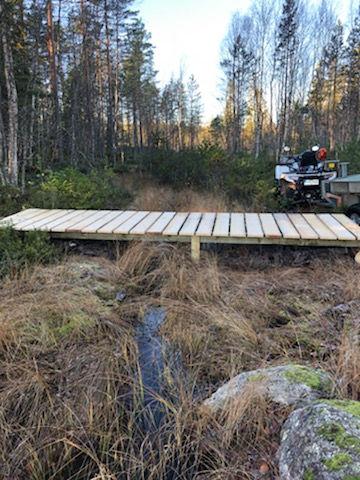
[278,400,360,480]
[203,364,333,411]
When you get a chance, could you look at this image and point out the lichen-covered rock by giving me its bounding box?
[203,364,333,411]
[278,400,360,480]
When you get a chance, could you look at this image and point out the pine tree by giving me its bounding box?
[187,74,202,148]
[345,7,360,142]
[275,0,299,150]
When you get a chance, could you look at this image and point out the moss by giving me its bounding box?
[321,400,360,418]
[318,422,360,453]
[323,452,352,471]
[303,468,315,480]
[283,365,331,391]
[55,312,95,338]
[249,373,267,382]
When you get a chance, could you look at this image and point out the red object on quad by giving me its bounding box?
[318,147,327,161]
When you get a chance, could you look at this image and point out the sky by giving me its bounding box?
[137,0,353,123]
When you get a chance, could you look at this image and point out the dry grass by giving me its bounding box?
[0,243,359,478]
[129,179,243,212]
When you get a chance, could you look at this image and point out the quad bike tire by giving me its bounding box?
[346,204,360,226]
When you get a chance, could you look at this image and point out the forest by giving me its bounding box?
[0,0,359,201]
[1,2,360,479]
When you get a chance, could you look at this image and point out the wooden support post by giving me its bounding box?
[191,236,200,261]
[355,251,360,265]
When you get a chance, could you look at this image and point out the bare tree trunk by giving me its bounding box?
[1,7,19,186]
[104,0,115,163]
[46,0,62,163]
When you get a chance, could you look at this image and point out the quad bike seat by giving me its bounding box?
[299,151,318,171]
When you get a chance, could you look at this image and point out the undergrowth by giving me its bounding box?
[0,227,57,279]
[0,244,359,478]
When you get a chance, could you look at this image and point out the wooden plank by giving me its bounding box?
[113,211,150,234]
[66,210,113,232]
[81,210,123,233]
[51,210,96,232]
[196,212,216,236]
[332,214,360,240]
[230,213,246,237]
[21,210,74,231]
[259,213,282,239]
[44,210,87,232]
[318,214,356,241]
[146,211,176,234]
[130,211,163,235]
[212,213,230,237]
[97,210,136,234]
[287,213,319,240]
[163,212,189,236]
[245,213,263,238]
[0,209,48,227]
[178,212,202,236]
[273,213,300,239]
[15,209,68,229]
[302,214,337,240]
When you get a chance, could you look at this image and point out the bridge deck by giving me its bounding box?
[2,209,360,260]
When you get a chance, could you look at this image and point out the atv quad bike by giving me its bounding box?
[275,147,338,205]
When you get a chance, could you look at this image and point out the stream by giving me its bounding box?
[135,307,170,430]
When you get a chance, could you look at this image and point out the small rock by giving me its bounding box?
[115,291,126,302]
[278,400,360,480]
[259,462,270,474]
[203,364,333,411]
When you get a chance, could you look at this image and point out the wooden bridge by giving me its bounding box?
[1,208,360,260]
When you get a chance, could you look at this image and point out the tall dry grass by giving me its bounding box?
[129,180,244,212]
[0,244,359,478]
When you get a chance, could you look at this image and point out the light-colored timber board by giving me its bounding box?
[113,211,150,234]
[230,213,246,237]
[2,209,360,249]
[97,210,136,234]
[273,213,300,239]
[302,214,337,241]
[21,209,75,231]
[287,213,319,240]
[196,212,216,236]
[146,211,176,234]
[0,209,50,227]
[163,212,189,236]
[332,213,360,240]
[318,214,356,241]
[178,212,202,236]
[260,213,282,239]
[82,210,124,233]
[245,213,263,238]
[130,211,163,235]
[212,213,230,237]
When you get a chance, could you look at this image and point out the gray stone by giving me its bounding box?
[278,400,360,480]
[116,291,126,302]
[203,364,333,411]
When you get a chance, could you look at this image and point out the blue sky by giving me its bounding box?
[137,0,352,123]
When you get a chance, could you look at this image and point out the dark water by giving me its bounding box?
[136,307,167,429]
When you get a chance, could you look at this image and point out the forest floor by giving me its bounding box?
[0,234,359,478]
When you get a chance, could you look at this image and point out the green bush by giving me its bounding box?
[30,167,132,209]
[0,228,57,278]
[339,141,360,174]
[0,185,28,217]
[136,145,278,209]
